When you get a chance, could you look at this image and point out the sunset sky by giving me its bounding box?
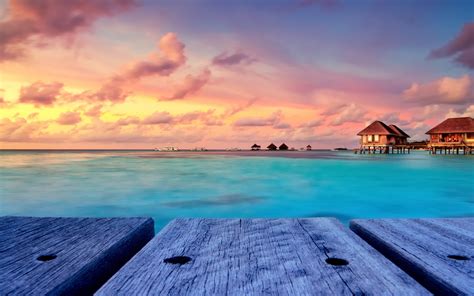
[0,0,473,149]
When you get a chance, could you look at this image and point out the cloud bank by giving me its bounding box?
[0,0,137,61]
[429,22,474,69]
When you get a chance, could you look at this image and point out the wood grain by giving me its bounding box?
[0,216,154,295]
[97,218,428,295]
[350,218,473,295]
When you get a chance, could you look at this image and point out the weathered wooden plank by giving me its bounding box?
[0,216,154,295]
[97,218,428,295]
[350,218,474,295]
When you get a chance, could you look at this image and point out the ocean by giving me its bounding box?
[1,150,473,230]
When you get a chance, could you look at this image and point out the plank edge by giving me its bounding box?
[349,219,461,295]
[52,217,155,295]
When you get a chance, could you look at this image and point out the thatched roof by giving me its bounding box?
[357,121,396,136]
[279,143,288,150]
[357,121,410,138]
[388,124,410,138]
[267,143,277,149]
[251,144,261,148]
[426,117,474,134]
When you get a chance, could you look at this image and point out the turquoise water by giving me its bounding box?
[0,150,473,230]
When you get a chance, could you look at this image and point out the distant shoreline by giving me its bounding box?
[0,149,336,152]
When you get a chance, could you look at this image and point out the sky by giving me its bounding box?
[0,0,473,149]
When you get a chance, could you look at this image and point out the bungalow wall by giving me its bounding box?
[361,135,387,146]
[430,133,474,145]
[360,135,406,146]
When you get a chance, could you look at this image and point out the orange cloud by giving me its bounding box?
[115,116,140,126]
[78,77,131,103]
[57,111,81,125]
[142,112,174,125]
[18,81,63,106]
[84,105,102,117]
[0,117,49,142]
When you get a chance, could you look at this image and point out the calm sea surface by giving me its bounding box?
[1,150,473,230]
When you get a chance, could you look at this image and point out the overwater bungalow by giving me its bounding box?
[267,143,277,151]
[279,143,289,150]
[356,121,410,154]
[426,117,474,154]
[306,145,312,151]
[251,144,261,151]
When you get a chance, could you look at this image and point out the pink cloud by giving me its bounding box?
[403,75,473,105]
[234,110,283,127]
[162,68,211,101]
[0,117,49,142]
[273,122,292,129]
[212,51,256,67]
[0,0,137,61]
[429,22,474,69]
[141,109,222,126]
[84,105,103,117]
[299,118,324,128]
[122,33,186,80]
[411,105,443,122]
[320,103,349,116]
[19,81,63,106]
[223,97,258,117]
[177,110,223,126]
[445,104,474,118]
[18,78,130,105]
[116,116,140,126]
[85,77,130,102]
[57,111,81,125]
[142,112,174,124]
[68,32,186,103]
[329,103,367,126]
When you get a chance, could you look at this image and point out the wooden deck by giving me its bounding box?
[350,218,474,295]
[1,216,472,295]
[96,218,427,295]
[0,216,154,295]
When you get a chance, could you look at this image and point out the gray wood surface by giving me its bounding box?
[0,216,154,295]
[97,218,428,295]
[350,218,474,295]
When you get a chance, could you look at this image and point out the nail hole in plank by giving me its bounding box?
[37,254,57,262]
[164,256,192,265]
[447,255,470,261]
[325,257,349,266]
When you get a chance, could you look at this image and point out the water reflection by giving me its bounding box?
[162,194,264,208]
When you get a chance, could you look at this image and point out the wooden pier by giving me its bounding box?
[429,144,473,155]
[355,145,411,154]
[1,216,472,295]
[0,217,154,295]
[351,218,474,295]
